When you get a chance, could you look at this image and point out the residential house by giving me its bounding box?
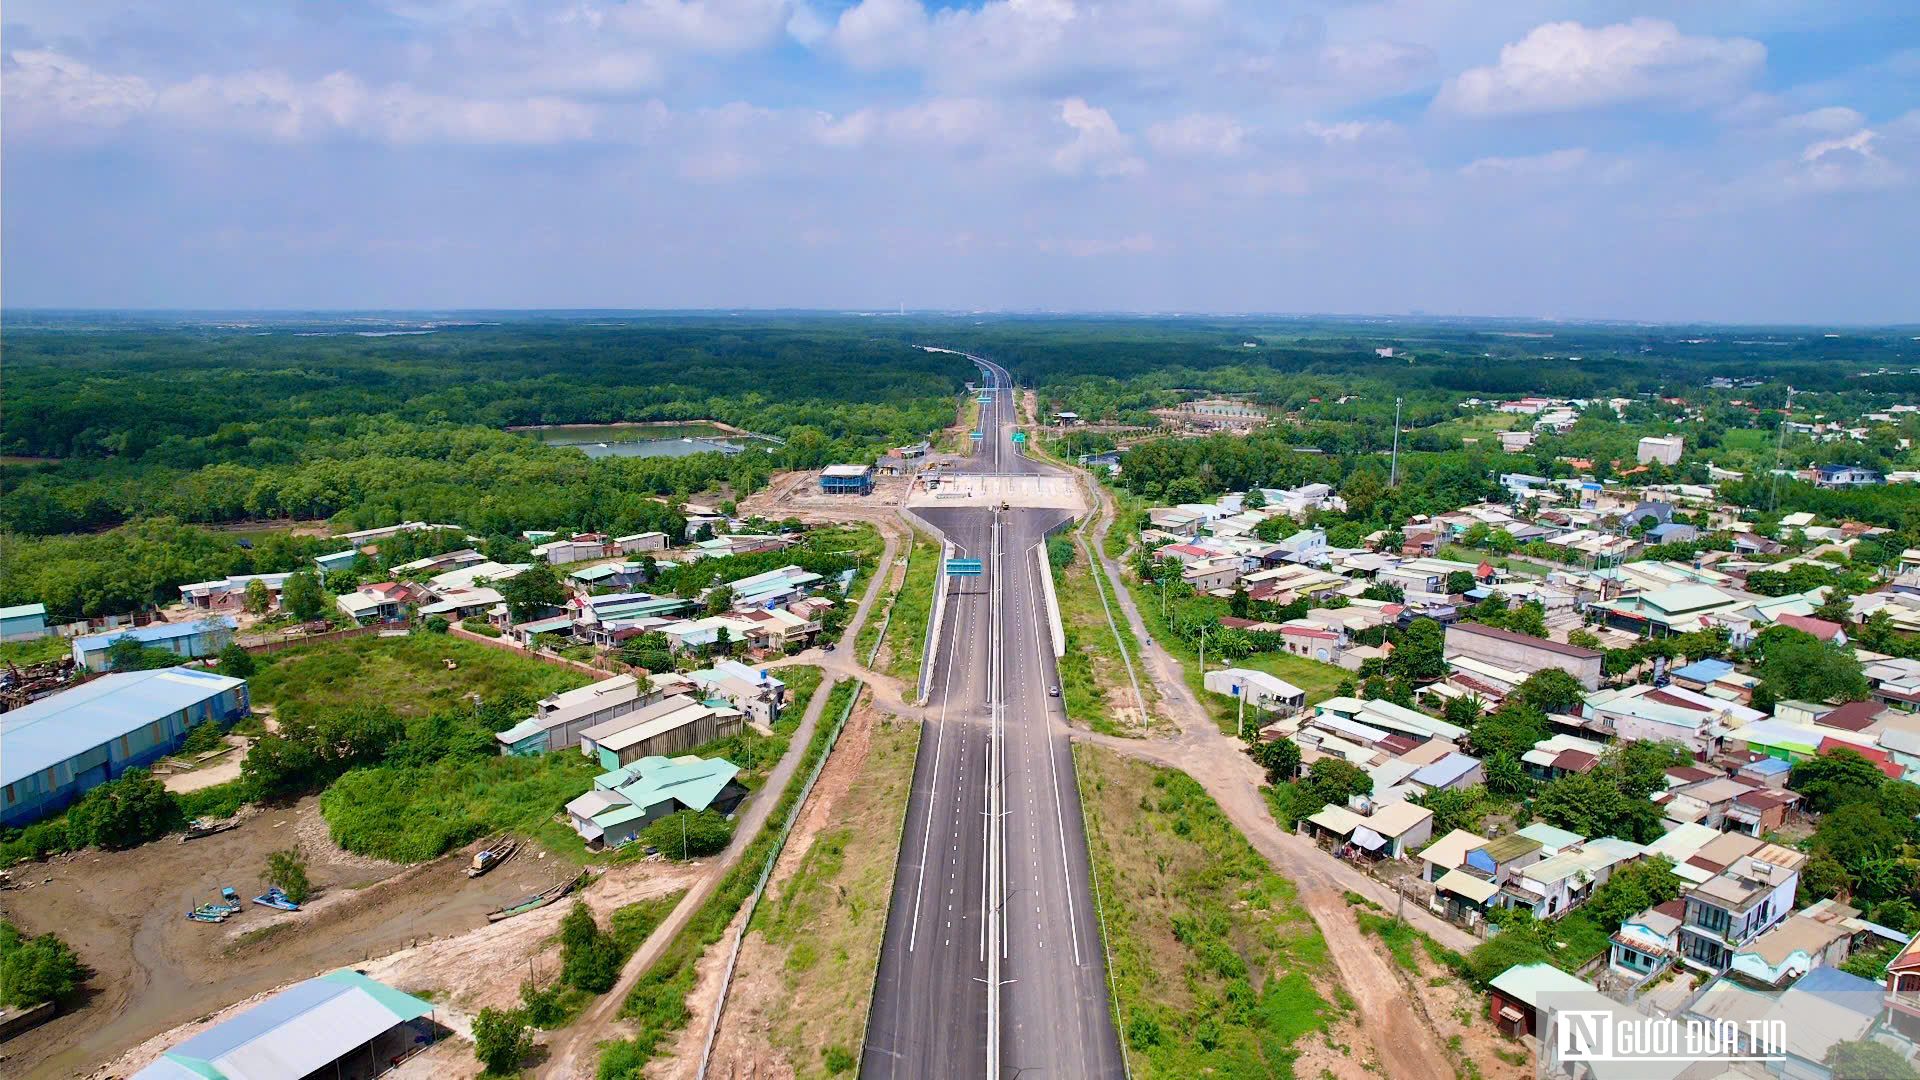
[1729,905,1857,989]
[1277,621,1343,664]
[1486,963,1595,1040]
[1676,843,1807,972]
[1816,464,1883,488]
[1646,522,1699,544]
[1445,622,1604,689]
[1417,828,1489,883]
[687,660,787,727]
[1203,668,1307,715]
[577,695,744,770]
[495,674,656,756]
[335,581,418,623]
[1610,899,1686,981]
[564,755,748,849]
[1515,822,1584,856]
[1775,612,1847,645]
[1637,435,1685,466]
[1502,839,1643,920]
[0,603,50,643]
[1725,787,1802,836]
[1409,753,1484,793]
[1360,800,1435,859]
[614,532,669,554]
[1659,777,1753,829]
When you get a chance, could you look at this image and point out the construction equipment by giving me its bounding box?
[467,835,519,879]
[252,887,300,911]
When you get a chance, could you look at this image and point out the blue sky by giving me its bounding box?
[4,1,1916,322]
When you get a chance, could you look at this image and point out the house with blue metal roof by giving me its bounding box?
[130,969,435,1080]
[71,617,238,672]
[0,602,49,642]
[1,667,248,827]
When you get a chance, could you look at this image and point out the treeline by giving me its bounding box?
[1,324,969,537]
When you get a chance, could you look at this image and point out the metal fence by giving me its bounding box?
[695,679,865,1079]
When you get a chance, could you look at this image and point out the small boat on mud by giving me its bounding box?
[485,870,586,922]
[466,835,519,879]
[252,886,301,911]
[181,818,236,842]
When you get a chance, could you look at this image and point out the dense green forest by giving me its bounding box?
[4,313,1916,618]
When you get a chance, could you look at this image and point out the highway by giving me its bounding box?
[863,356,1124,1080]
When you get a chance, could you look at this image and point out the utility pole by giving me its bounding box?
[1236,685,1245,740]
[1770,386,1797,512]
[1390,397,1403,487]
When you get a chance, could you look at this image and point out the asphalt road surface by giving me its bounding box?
[863,357,1124,1080]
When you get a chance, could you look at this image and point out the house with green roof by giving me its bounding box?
[564,754,747,849]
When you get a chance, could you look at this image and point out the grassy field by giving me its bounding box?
[1053,539,1158,736]
[247,633,594,724]
[882,532,940,689]
[747,716,920,1077]
[0,635,70,665]
[1077,746,1340,1077]
[1120,574,1347,735]
[320,751,605,862]
[777,665,825,734]
[940,396,982,453]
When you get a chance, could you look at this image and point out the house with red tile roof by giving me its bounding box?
[1775,613,1846,644]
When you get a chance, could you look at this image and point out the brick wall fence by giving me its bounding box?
[447,625,620,680]
[238,624,392,655]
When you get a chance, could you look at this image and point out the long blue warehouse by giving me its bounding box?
[0,666,250,827]
[70,617,238,673]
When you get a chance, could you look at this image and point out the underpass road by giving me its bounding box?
[862,357,1123,1080]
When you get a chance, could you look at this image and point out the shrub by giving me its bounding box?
[472,1006,533,1075]
[177,780,248,821]
[822,1046,856,1074]
[66,769,178,850]
[425,616,450,634]
[0,921,84,1007]
[560,901,624,993]
[640,811,732,860]
[180,720,225,756]
[266,847,312,904]
[461,617,502,638]
[217,643,256,679]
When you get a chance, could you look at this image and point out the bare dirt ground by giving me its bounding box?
[157,735,251,794]
[4,798,578,1080]
[682,702,912,1080]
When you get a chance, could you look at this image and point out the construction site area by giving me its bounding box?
[1,795,692,1080]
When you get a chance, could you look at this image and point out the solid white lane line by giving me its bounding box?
[908,549,967,954]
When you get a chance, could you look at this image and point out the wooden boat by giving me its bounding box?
[466,835,519,878]
[485,870,585,922]
[181,818,237,842]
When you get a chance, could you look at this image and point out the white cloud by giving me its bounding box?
[6,50,158,134]
[1435,19,1764,116]
[1147,113,1245,157]
[1300,119,1397,144]
[1052,97,1143,177]
[4,49,594,143]
[1459,147,1590,178]
[1779,106,1866,135]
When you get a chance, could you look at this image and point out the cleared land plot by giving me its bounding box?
[1077,746,1342,1078]
[248,633,594,724]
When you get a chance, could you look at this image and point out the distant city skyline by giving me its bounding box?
[4,1,1916,322]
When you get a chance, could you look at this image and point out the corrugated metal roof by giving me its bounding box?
[151,971,431,1080]
[73,617,237,652]
[1,668,244,786]
[0,603,47,620]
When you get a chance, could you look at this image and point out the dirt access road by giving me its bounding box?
[537,526,900,1080]
[3,798,577,1080]
[1065,468,1468,1080]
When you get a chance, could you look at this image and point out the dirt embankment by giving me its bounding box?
[665,701,910,1080]
[2,798,577,1080]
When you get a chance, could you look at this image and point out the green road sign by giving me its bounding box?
[1011,432,1027,443]
[945,559,984,576]
[970,431,984,441]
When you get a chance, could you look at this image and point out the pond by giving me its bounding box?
[514,422,778,459]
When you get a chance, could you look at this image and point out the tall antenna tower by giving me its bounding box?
[1389,397,1403,486]
[1770,386,1797,511]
